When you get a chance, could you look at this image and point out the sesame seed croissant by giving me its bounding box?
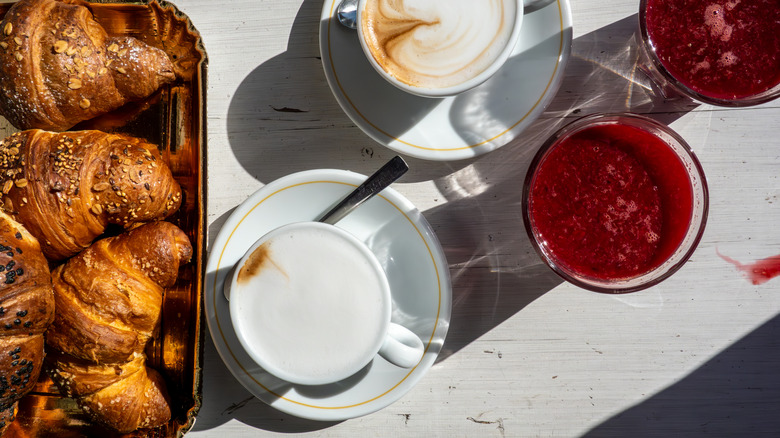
[0,129,182,262]
[45,220,192,433]
[0,210,54,435]
[0,0,176,132]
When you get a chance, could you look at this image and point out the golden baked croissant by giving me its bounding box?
[45,221,192,433]
[0,210,54,435]
[0,0,176,131]
[0,129,182,262]
[47,351,172,433]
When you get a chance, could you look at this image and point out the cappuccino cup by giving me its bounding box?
[225,221,425,386]
[357,0,524,97]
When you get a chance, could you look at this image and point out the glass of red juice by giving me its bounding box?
[522,113,709,293]
[638,0,780,106]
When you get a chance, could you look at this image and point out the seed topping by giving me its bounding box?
[92,182,109,192]
[53,40,68,53]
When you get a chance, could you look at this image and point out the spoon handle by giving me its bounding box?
[318,156,409,225]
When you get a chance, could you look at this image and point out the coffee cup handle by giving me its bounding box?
[378,323,424,369]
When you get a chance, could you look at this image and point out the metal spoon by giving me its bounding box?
[336,0,358,30]
[318,155,409,224]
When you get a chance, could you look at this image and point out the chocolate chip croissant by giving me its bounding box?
[0,129,182,262]
[0,210,54,435]
[45,221,192,433]
[0,0,176,131]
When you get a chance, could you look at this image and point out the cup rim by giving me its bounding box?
[356,0,525,98]
[227,221,393,385]
[637,0,780,107]
[522,113,710,293]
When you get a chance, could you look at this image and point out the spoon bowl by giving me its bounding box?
[336,0,358,29]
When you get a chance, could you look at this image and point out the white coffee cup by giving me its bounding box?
[357,0,524,98]
[225,221,425,386]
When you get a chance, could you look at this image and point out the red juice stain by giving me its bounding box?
[717,250,780,285]
[529,124,693,280]
[645,0,780,99]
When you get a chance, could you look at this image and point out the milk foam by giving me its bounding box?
[232,225,387,382]
[361,0,517,89]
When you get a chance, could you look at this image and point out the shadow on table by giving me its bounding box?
[190,335,343,434]
[583,314,780,437]
[207,7,704,435]
[224,0,469,185]
[429,13,699,362]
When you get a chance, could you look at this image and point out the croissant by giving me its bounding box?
[45,220,192,433]
[0,129,182,262]
[46,350,172,433]
[0,210,54,435]
[0,0,176,132]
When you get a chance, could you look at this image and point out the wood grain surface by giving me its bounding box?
[182,0,780,436]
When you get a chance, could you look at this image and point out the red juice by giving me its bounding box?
[528,123,694,280]
[644,0,780,100]
[718,251,780,285]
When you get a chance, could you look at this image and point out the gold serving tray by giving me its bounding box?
[0,1,208,436]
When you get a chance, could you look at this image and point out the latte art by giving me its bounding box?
[361,0,518,89]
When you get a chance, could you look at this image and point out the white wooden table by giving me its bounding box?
[182,0,780,436]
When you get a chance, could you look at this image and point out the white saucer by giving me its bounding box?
[319,0,573,161]
[204,169,452,421]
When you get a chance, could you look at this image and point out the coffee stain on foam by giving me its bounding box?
[717,249,780,285]
[237,242,287,284]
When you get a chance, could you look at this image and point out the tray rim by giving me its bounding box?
[0,0,210,436]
